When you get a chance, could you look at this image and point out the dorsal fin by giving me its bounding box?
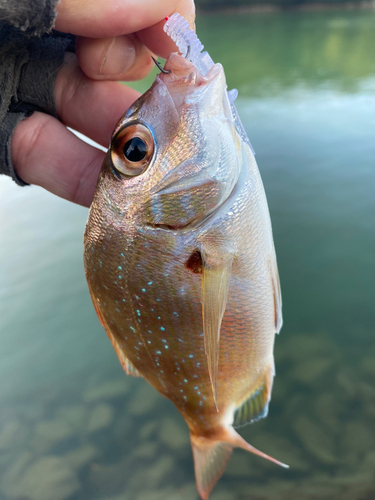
[233,362,274,427]
[201,252,233,410]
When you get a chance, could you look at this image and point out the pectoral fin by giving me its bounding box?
[269,255,283,333]
[233,362,274,427]
[201,252,233,409]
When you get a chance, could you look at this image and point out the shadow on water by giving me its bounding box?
[0,10,375,500]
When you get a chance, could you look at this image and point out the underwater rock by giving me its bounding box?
[360,355,375,378]
[210,489,237,500]
[292,357,333,384]
[87,457,131,495]
[58,404,87,430]
[237,479,296,500]
[1,454,79,500]
[362,450,375,471]
[293,416,336,465]
[32,418,75,452]
[133,441,159,459]
[142,454,174,486]
[1,451,33,495]
[358,381,375,402]
[127,455,174,493]
[314,392,341,433]
[278,333,338,363]
[335,369,357,398]
[333,470,375,486]
[225,451,255,477]
[0,421,27,449]
[87,403,114,433]
[128,384,161,416]
[340,484,375,500]
[84,378,129,402]
[64,444,99,468]
[139,420,159,440]
[135,484,199,500]
[297,474,341,499]
[341,421,374,456]
[250,433,310,472]
[112,413,133,443]
[158,416,189,451]
[136,485,192,500]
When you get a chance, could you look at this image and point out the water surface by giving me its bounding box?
[1,10,375,500]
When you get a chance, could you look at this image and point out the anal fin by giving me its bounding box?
[233,362,274,427]
[201,252,233,410]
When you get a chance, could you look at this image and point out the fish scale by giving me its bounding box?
[84,18,286,500]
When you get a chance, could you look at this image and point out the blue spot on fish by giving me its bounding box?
[148,281,153,285]
[160,327,165,331]
[142,288,146,292]
[118,266,122,270]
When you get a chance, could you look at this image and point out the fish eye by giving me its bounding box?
[110,123,154,177]
[123,137,147,162]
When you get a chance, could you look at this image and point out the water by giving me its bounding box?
[1,10,375,500]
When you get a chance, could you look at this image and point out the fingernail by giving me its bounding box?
[100,36,136,76]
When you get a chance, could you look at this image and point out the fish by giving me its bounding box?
[83,14,286,500]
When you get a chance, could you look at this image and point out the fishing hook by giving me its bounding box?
[151,57,171,74]
[151,44,190,74]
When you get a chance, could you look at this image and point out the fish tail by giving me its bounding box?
[190,427,289,500]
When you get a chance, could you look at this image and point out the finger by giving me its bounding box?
[55,53,140,147]
[75,34,154,81]
[55,0,195,56]
[12,112,104,207]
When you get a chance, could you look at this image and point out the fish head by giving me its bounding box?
[96,53,242,229]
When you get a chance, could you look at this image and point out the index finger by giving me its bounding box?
[55,0,195,58]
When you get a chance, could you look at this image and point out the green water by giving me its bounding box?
[1,10,375,500]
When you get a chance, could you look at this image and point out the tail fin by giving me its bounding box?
[190,428,288,500]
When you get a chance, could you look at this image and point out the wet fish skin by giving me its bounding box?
[84,53,284,499]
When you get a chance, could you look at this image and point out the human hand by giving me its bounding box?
[11,0,195,207]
